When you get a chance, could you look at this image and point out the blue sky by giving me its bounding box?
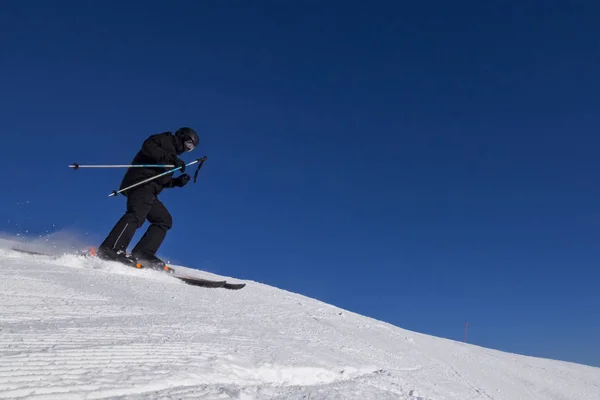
[1,1,599,367]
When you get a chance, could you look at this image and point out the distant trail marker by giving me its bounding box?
[464,321,469,343]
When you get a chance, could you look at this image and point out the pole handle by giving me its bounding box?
[193,156,207,183]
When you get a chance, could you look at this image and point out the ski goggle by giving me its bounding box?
[184,139,196,152]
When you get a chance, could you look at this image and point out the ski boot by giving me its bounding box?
[132,252,173,273]
[96,247,137,267]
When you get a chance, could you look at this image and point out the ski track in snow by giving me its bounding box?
[0,245,599,399]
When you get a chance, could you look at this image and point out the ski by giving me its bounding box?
[223,282,247,290]
[174,276,227,288]
[138,264,245,290]
[170,273,245,290]
[11,247,94,257]
[10,248,50,256]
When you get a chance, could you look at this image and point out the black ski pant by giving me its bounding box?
[99,184,172,257]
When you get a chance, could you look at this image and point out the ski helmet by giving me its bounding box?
[175,127,199,152]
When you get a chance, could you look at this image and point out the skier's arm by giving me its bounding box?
[140,133,176,164]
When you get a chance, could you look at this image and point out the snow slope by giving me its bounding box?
[1,245,599,399]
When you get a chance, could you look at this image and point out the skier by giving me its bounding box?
[96,127,199,269]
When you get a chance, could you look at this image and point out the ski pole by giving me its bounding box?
[69,163,175,169]
[108,156,207,197]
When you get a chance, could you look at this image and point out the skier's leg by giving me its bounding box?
[98,186,155,260]
[131,199,172,260]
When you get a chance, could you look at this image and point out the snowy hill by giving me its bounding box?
[1,244,599,400]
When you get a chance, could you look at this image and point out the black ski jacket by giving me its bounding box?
[120,132,185,194]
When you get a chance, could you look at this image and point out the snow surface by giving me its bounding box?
[1,242,599,399]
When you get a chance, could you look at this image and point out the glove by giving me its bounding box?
[173,173,190,187]
[174,158,186,173]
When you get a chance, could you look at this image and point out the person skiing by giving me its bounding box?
[96,127,199,269]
